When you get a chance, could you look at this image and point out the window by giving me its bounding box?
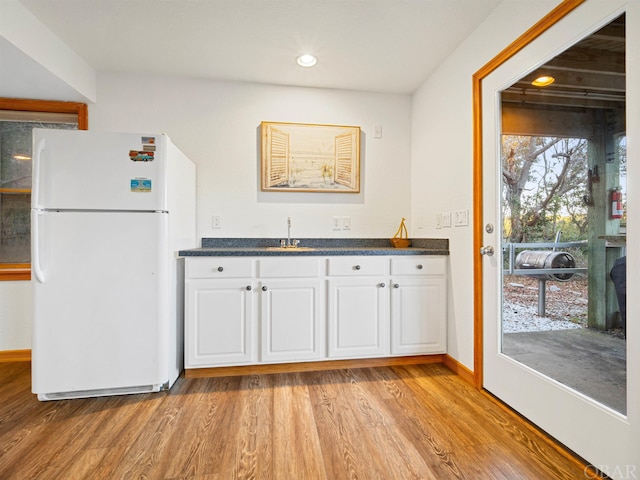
[0,98,88,281]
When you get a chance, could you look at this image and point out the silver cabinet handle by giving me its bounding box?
[262,286,268,291]
[246,285,252,291]
[217,266,224,272]
[379,282,385,288]
[480,246,495,256]
[417,264,423,270]
[394,283,400,288]
[354,265,361,270]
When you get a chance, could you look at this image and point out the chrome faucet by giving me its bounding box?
[280,217,300,248]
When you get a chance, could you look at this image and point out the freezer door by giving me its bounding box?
[32,210,172,395]
[33,129,167,211]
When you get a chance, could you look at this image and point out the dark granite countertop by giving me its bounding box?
[179,238,449,257]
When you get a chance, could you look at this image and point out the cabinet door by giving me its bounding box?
[185,279,254,367]
[390,277,446,355]
[328,277,389,358]
[259,278,324,363]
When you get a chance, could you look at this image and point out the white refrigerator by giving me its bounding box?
[31,129,196,401]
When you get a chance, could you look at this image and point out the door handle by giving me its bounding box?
[32,210,46,283]
[32,138,45,208]
[480,245,495,256]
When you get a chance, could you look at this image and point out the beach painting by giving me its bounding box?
[261,121,360,193]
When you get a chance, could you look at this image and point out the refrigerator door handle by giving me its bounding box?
[32,210,46,283]
[33,137,46,208]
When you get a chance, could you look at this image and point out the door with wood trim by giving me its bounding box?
[477,1,638,475]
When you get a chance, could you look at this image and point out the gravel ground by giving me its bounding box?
[502,275,587,333]
[502,301,584,332]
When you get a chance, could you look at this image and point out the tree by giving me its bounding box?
[502,136,588,243]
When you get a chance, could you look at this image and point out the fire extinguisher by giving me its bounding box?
[611,187,623,219]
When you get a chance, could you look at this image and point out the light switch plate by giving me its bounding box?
[454,209,469,227]
[442,212,452,228]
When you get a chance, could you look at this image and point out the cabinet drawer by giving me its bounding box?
[258,257,321,278]
[186,257,254,279]
[390,256,446,276]
[327,256,387,276]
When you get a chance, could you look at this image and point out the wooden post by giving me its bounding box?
[587,110,622,330]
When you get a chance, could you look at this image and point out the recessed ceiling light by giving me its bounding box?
[531,75,555,87]
[296,54,317,68]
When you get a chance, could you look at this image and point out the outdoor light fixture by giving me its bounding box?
[296,54,317,67]
[531,75,555,87]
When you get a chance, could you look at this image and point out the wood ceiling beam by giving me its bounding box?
[501,89,623,110]
[544,47,624,75]
[515,69,624,93]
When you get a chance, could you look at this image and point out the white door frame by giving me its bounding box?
[473,0,639,474]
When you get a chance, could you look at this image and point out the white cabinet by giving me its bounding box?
[390,257,447,355]
[258,257,324,363]
[184,257,254,367]
[328,277,389,358]
[327,257,389,358]
[184,254,447,369]
[185,256,324,367]
[259,278,324,362]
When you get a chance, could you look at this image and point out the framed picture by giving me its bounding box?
[261,121,361,193]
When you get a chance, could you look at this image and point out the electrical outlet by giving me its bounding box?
[415,215,424,230]
[212,215,221,229]
[442,212,452,228]
[435,213,442,229]
[342,216,351,230]
[332,216,342,231]
[454,209,469,227]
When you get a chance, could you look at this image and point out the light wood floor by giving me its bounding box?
[0,361,594,479]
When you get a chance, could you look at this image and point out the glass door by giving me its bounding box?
[480,3,638,475]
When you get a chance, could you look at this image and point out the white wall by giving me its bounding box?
[0,0,96,102]
[0,73,412,351]
[0,282,32,350]
[90,73,412,241]
[410,0,563,369]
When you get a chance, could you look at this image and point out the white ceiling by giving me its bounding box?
[17,0,502,95]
